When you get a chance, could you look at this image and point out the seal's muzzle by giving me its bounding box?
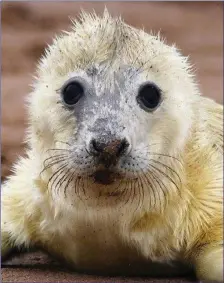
[89,138,129,168]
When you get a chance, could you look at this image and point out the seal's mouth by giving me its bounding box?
[92,169,121,185]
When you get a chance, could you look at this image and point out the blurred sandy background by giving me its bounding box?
[1,1,223,181]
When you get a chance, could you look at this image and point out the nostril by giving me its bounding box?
[117,139,129,156]
[90,139,103,154]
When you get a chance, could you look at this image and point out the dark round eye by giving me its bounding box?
[62,81,84,106]
[137,83,162,111]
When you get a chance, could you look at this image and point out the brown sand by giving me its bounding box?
[1,2,223,282]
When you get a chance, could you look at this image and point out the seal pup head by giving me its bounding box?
[28,10,199,208]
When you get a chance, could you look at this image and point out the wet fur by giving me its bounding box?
[1,10,223,281]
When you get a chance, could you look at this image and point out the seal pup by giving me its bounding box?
[1,10,223,281]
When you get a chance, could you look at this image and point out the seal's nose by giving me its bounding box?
[89,138,129,167]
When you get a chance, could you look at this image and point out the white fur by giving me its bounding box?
[1,10,223,280]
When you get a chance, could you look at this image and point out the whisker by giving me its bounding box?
[130,177,137,207]
[122,181,132,207]
[110,180,123,202]
[134,142,169,151]
[148,163,180,195]
[80,176,87,199]
[51,164,69,197]
[55,168,71,196]
[136,175,145,212]
[64,169,76,198]
[151,159,182,186]
[147,167,168,210]
[140,168,156,208]
[47,148,71,153]
[55,140,71,146]
[117,181,128,207]
[136,152,182,164]
[43,154,68,167]
[75,174,85,203]
[128,178,137,216]
[41,157,68,175]
[47,163,68,197]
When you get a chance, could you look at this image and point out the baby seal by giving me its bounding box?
[1,11,223,281]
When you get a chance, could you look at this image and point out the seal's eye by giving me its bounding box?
[62,81,84,106]
[137,83,162,111]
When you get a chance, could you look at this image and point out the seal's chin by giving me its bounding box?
[91,169,122,185]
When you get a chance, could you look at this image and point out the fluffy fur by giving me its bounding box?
[1,10,223,281]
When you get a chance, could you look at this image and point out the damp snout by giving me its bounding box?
[88,137,130,168]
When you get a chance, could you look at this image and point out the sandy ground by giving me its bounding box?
[1,2,223,282]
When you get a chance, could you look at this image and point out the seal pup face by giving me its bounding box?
[28,11,199,208]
